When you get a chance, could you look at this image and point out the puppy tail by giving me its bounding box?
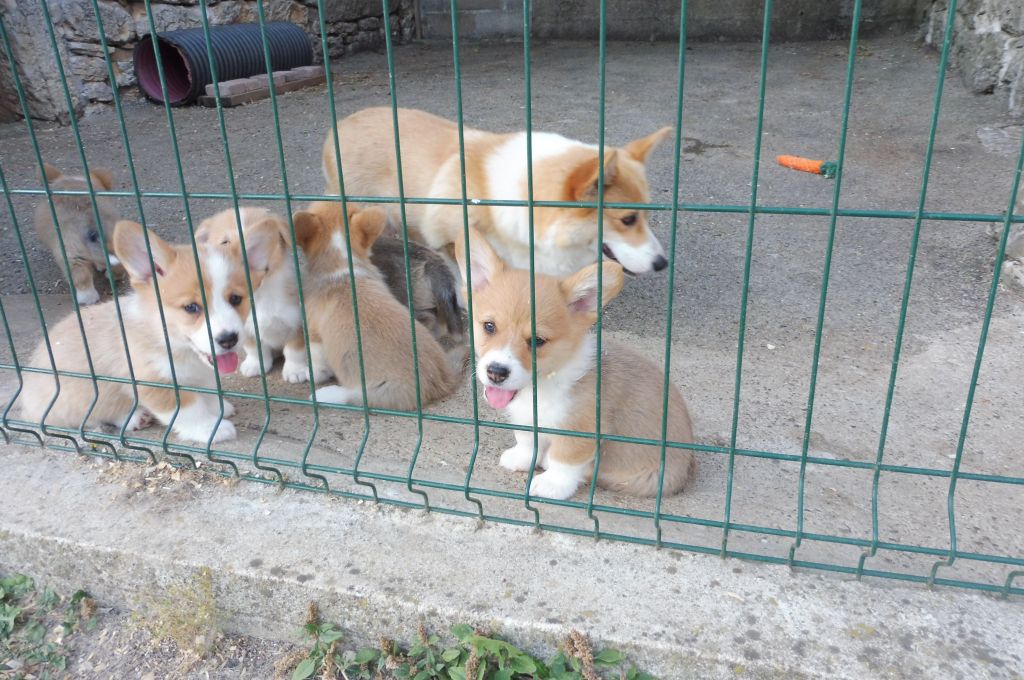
[436,286,465,341]
[599,449,697,497]
[444,343,470,389]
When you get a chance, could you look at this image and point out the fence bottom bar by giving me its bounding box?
[8,431,1022,593]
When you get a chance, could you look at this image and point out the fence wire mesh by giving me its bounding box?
[1,0,1022,598]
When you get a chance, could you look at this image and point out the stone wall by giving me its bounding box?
[420,0,921,42]
[0,0,415,123]
[921,0,1024,116]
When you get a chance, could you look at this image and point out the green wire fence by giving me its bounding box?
[0,0,1022,599]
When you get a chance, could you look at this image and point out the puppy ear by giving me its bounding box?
[243,214,287,273]
[113,220,177,283]
[42,163,62,182]
[349,208,387,254]
[292,211,325,253]
[560,261,624,321]
[194,217,213,245]
[566,150,619,201]
[88,168,115,191]
[623,126,672,163]
[454,227,504,292]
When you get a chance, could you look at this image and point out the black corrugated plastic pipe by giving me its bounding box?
[133,22,313,105]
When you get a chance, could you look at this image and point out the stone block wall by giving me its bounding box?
[922,0,1024,116]
[0,0,415,122]
[420,0,921,42]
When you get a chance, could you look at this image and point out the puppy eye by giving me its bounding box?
[528,336,547,349]
[183,302,201,315]
[621,213,637,227]
[482,321,496,335]
[86,230,99,243]
[228,294,243,307]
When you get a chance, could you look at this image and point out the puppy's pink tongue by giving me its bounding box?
[215,352,239,374]
[484,386,517,409]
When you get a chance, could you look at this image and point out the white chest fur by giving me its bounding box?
[504,335,596,429]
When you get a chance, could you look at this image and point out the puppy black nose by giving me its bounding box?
[216,332,238,350]
[486,362,510,384]
[652,255,669,271]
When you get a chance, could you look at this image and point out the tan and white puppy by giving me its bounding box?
[291,202,464,410]
[195,207,324,382]
[33,163,122,305]
[456,229,696,500]
[324,107,672,277]
[18,219,278,443]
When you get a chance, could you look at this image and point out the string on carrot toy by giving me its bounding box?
[777,154,838,179]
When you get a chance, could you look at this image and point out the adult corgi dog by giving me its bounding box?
[195,207,321,382]
[291,202,464,410]
[323,107,672,277]
[18,218,280,443]
[455,229,696,500]
[34,163,122,305]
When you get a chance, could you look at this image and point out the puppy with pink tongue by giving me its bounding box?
[19,216,279,443]
[458,229,697,501]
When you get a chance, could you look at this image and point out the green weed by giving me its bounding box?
[0,573,97,680]
[288,604,655,680]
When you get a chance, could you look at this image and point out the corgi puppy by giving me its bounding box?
[34,163,122,305]
[323,107,672,278]
[369,235,465,345]
[18,219,279,443]
[456,229,696,500]
[291,201,464,410]
[194,207,328,383]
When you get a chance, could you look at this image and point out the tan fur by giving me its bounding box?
[195,207,289,287]
[323,107,671,275]
[33,163,122,304]
[292,203,464,410]
[456,230,695,497]
[18,221,251,438]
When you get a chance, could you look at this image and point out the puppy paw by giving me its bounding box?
[500,442,536,472]
[314,385,360,405]
[281,359,310,384]
[528,470,581,500]
[219,400,235,418]
[175,418,236,444]
[1002,259,1024,291]
[75,287,100,305]
[239,355,264,377]
[123,408,153,432]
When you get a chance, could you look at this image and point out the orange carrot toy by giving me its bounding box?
[777,155,838,179]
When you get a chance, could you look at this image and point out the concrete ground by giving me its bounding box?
[1,446,1022,680]
[1,33,1023,673]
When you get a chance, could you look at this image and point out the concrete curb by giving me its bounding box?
[0,445,1021,679]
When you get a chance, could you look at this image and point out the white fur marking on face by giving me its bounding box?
[603,224,666,274]
[330,230,350,260]
[195,250,244,356]
[476,344,528,391]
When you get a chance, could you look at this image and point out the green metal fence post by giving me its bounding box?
[721,0,773,557]
[654,0,690,548]
[449,0,486,520]
[788,0,862,567]
[316,0,379,501]
[857,0,959,579]
[520,0,543,528]
[928,88,1024,587]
